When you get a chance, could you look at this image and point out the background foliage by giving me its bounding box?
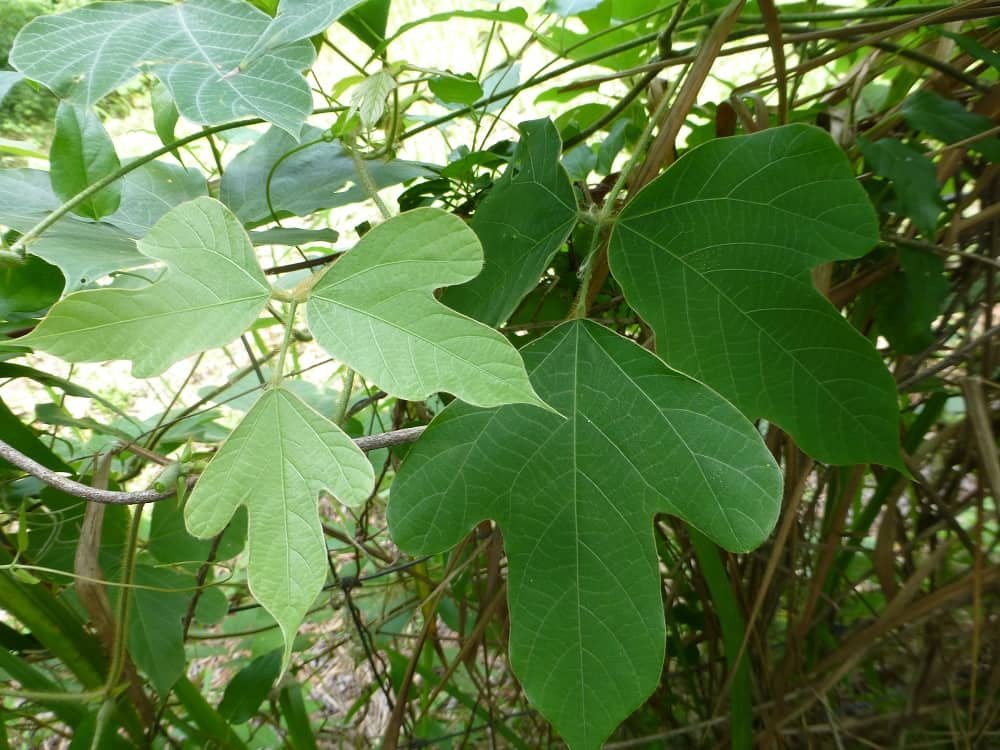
[1,0,998,748]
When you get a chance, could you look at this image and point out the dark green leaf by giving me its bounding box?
[0,256,63,322]
[279,680,318,750]
[388,320,781,750]
[126,565,190,696]
[445,119,577,327]
[218,650,281,724]
[902,90,1000,162]
[49,103,121,220]
[340,0,391,48]
[609,124,901,467]
[872,247,948,354]
[859,137,944,237]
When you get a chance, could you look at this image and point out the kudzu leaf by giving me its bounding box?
[20,197,271,377]
[609,124,902,467]
[11,0,317,136]
[184,387,375,669]
[445,119,577,327]
[388,320,781,750]
[49,103,121,220]
[307,207,546,409]
[428,72,483,106]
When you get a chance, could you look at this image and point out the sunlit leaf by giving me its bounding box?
[609,124,902,467]
[307,207,546,409]
[20,197,271,377]
[389,320,782,750]
[184,387,375,668]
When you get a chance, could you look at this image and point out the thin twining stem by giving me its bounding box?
[0,426,425,506]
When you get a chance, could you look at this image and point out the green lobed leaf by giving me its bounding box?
[858,137,944,238]
[445,119,577,327]
[307,207,546,409]
[10,0,318,136]
[219,125,430,226]
[49,103,122,220]
[20,197,271,377]
[0,169,149,289]
[388,320,782,749]
[184,387,375,668]
[609,124,902,467]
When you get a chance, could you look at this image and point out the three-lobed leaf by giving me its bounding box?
[308,207,546,409]
[20,197,271,377]
[389,320,782,749]
[609,124,902,467]
[184,387,375,668]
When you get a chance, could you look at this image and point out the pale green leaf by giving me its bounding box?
[49,103,121,220]
[388,320,781,750]
[219,125,430,226]
[544,0,605,16]
[0,169,147,289]
[11,0,317,136]
[106,160,209,238]
[184,387,375,668]
[609,124,902,467]
[445,119,577,326]
[307,207,546,409]
[0,72,24,104]
[249,0,366,57]
[350,69,396,129]
[20,197,271,377]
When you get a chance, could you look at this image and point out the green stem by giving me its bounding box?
[348,135,392,220]
[273,301,299,387]
[10,106,346,255]
[570,83,679,319]
[333,369,356,427]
